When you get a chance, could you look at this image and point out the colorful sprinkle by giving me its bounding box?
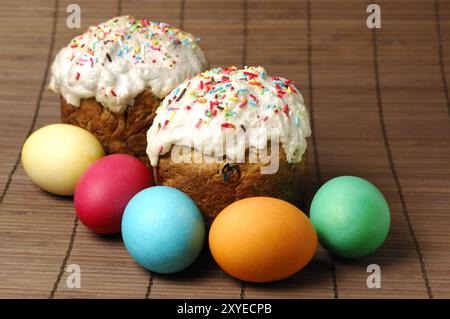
[221,123,236,129]
[63,16,200,86]
[157,66,304,133]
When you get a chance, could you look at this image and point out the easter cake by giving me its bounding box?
[49,16,208,163]
[146,66,311,222]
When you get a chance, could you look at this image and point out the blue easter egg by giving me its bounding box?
[122,186,205,273]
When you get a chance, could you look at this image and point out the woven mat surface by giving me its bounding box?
[0,0,449,298]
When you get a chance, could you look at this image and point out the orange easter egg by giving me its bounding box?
[209,197,317,283]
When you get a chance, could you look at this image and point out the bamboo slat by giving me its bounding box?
[373,0,450,298]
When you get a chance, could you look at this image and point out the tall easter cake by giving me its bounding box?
[147,66,311,222]
[49,15,208,163]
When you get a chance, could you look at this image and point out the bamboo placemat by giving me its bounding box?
[0,0,449,298]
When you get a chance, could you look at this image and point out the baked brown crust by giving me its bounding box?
[61,91,307,222]
[60,89,160,165]
[155,147,308,223]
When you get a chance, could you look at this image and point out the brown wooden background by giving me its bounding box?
[0,0,449,299]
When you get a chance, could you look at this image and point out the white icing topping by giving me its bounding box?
[48,15,208,113]
[146,66,311,166]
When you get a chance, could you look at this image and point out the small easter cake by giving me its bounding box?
[146,66,311,222]
[48,15,208,163]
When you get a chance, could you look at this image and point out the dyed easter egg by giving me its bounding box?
[74,154,154,234]
[122,186,205,273]
[310,176,390,259]
[21,124,104,195]
[209,197,317,283]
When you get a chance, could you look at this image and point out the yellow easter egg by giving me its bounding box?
[21,124,104,195]
[209,197,317,283]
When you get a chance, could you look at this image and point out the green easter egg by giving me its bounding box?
[310,176,390,259]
